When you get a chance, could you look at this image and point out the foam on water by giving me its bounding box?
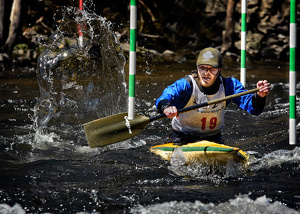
[0,204,25,214]
[1,194,298,214]
[0,194,300,214]
[166,146,300,181]
[168,147,248,181]
[25,131,147,162]
[249,147,300,172]
[130,194,300,214]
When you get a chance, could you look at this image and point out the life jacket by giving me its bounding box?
[171,75,226,137]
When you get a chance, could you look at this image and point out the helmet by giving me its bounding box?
[196,47,223,68]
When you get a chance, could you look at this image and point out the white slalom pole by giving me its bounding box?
[289,0,297,145]
[128,0,137,120]
[240,0,247,86]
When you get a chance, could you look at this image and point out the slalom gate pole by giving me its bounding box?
[79,0,83,10]
[128,0,137,120]
[289,0,297,145]
[240,0,247,86]
[78,0,83,47]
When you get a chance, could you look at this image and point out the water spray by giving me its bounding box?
[34,6,127,142]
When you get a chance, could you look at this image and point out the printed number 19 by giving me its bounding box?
[200,117,217,130]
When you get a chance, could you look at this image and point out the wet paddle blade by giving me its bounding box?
[84,113,150,148]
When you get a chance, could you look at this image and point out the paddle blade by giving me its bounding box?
[84,113,150,148]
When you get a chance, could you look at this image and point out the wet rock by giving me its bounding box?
[0,53,9,62]
[1,0,299,63]
[161,50,175,61]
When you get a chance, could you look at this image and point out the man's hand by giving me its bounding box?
[257,80,271,98]
[163,106,178,118]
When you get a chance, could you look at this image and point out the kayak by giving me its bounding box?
[150,140,249,165]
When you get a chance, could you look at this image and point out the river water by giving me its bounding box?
[1,6,300,214]
[0,58,300,214]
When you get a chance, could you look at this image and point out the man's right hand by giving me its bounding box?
[163,106,178,118]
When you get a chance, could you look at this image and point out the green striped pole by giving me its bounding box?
[240,0,247,86]
[289,0,297,145]
[128,0,137,120]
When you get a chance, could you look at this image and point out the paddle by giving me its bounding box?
[84,88,259,148]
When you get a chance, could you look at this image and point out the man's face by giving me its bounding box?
[197,64,221,87]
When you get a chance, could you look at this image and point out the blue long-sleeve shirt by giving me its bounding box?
[156,76,265,115]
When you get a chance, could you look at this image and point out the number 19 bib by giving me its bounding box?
[172,76,226,136]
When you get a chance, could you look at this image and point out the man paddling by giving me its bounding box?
[156,47,271,144]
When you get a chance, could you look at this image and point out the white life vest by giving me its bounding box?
[172,75,226,136]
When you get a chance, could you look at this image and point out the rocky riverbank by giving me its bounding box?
[0,0,299,65]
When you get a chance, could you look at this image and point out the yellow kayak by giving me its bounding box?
[150,140,249,165]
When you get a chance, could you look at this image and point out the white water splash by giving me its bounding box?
[124,116,133,134]
[131,194,299,214]
[31,6,127,146]
[0,203,25,214]
[168,148,247,180]
[249,147,300,171]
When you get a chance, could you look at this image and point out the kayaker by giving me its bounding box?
[155,47,271,144]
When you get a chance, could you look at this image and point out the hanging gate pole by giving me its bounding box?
[240,0,247,86]
[289,0,297,145]
[78,0,83,47]
[128,0,137,120]
[79,0,83,10]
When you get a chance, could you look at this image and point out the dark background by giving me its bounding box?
[0,0,300,64]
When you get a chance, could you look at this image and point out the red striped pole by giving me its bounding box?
[78,0,83,47]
